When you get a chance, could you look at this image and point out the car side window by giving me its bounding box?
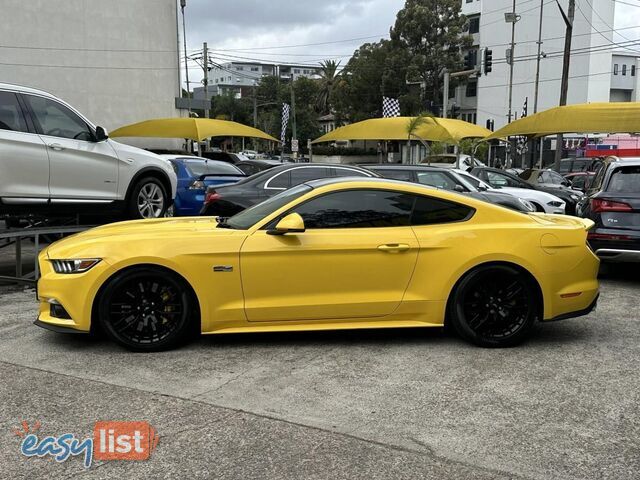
[0,92,28,133]
[267,171,291,189]
[292,190,414,229]
[24,95,93,141]
[411,196,474,225]
[416,171,458,190]
[589,165,606,193]
[378,169,414,182]
[332,167,368,178]
[487,171,520,188]
[290,167,331,186]
[238,164,257,176]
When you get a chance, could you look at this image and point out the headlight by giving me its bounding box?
[547,201,563,207]
[50,259,101,274]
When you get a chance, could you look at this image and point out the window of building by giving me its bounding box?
[294,69,300,74]
[466,80,477,97]
[468,16,480,34]
[614,64,619,75]
[623,64,627,76]
[251,67,259,72]
[633,65,636,76]
[236,66,244,71]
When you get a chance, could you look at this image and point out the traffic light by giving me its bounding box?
[484,48,493,74]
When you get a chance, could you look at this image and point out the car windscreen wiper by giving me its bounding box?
[215,216,235,229]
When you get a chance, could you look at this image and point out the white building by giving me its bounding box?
[610,52,640,101]
[0,0,182,137]
[193,62,321,100]
[456,0,616,130]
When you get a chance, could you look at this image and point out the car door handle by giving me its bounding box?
[47,143,65,151]
[378,243,410,252]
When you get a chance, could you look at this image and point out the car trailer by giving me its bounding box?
[0,225,92,285]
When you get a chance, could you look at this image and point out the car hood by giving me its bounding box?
[45,218,239,258]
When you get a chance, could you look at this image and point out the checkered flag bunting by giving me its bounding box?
[382,96,400,118]
[281,103,290,146]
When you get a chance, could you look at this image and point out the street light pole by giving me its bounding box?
[203,42,209,119]
[180,0,191,117]
[290,73,297,160]
[507,0,518,123]
[532,0,545,168]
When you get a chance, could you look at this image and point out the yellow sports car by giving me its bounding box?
[36,178,600,351]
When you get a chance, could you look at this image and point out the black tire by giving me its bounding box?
[450,265,540,348]
[97,267,197,352]
[128,177,168,219]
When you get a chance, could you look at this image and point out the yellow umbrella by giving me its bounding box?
[311,117,490,144]
[486,102,640,140]
[110,117,279,142]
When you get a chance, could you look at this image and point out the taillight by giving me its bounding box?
[587,233,632,241]
[189,180,206,190]
[590,198,632,213]
[204,192,221,205]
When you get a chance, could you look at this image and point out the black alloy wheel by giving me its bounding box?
[98,268,196,351]
[450,265,539,347]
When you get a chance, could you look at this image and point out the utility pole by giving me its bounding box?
[203,42,209,119]
[442,70,450,118]
[507,0,518,123]
[532,0,545,168]
[253,80,258,127]
[290,73,297,160]
[554,0,575,172]
[180,0,191,117]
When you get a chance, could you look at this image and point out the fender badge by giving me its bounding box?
[213,266,233,272]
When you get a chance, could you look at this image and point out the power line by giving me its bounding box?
[211,35,389,52]
[479,69,612,89]
[0,61,179,70]
[576,0,640,53]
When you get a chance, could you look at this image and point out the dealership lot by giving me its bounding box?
[0,262,638,479]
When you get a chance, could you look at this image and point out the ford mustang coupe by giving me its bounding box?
[36,178,600,351]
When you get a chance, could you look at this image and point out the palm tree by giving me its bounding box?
[405,112,434,164]
[316,60,341,114]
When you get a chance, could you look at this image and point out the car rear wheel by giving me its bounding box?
[450,265,539,347]
[128,178,168,219]
[98,267,197,351]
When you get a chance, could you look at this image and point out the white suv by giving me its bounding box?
[0,83,176,219]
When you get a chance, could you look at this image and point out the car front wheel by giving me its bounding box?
[450,265,539,347]
[97,267,197,351]
[129,178,168,219]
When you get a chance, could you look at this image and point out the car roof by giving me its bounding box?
[266,163,372,173]
[304,176,423,189]
[0,82,57,98]
[237,159,283,166]
[366,164,452,171]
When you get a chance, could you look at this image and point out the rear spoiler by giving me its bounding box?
[580,218,595,231]
[198,173,246,181]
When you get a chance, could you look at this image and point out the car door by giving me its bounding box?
[0,91,50,203]
[22,94,118,201]
[240,189,419,322]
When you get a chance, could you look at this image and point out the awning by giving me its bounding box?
[110,117,279,142]
[486,102,640,140]
[311,117,491,144]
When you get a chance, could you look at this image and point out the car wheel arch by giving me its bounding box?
[124,167,173,209]
[90,263,202,335]
[443,261,544,327]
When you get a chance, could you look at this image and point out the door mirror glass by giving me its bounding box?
[453,184,466,193]
[95,126,109,141]
[267,212,305,235]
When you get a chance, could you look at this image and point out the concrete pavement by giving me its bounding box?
[0,266,638,479]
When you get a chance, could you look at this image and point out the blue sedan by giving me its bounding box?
[162,155,246,216]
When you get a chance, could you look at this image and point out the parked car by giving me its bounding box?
[420,154,484,170]
[240,150,258,159]
[559,157,603,174]
[202,151,250,164]
[471,166,583,215]
[366,164,535,213]
[161,155,245,216]
[563,172,596,193]
[519,168,581,191]
[0,83,177,219]
[578,156,640,262]
[454,169,566,214]
[235,159,284,176]
[201,163,378,217]
[36,177,600,351]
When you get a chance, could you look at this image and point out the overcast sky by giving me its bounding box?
[181,0,640,84]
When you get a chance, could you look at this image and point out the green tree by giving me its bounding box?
[391,0,472,106]
[316,60,341,115]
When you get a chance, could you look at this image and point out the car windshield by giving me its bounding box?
[224,184,313,230]
[183,160,242,176]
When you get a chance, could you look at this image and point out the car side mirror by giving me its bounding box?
[564,180,572,187]
[454,185,466,193]
[267,212,305,235]
[477,184,488,191]
[95,126,109,142]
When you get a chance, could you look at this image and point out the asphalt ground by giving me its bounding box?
[0,239,638,479]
